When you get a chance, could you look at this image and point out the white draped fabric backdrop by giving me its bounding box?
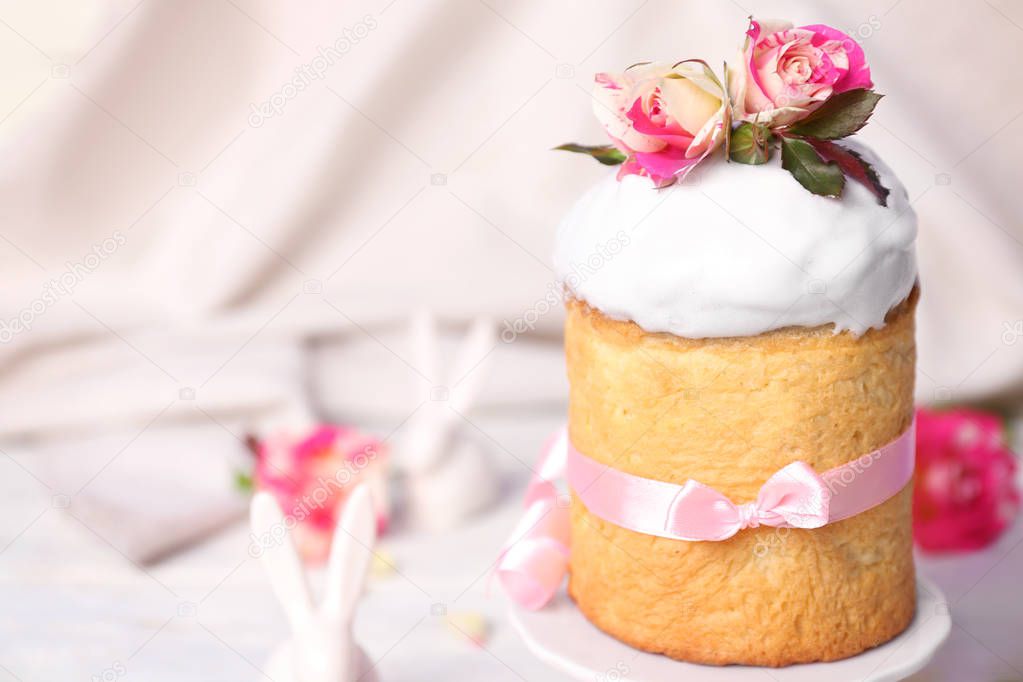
[0,1,1022,679]
[0,0,1021,442]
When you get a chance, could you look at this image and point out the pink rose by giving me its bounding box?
[592,61,728,187]
[913,408,1020,553]
[728,19,873,127]
[255,424,389,563]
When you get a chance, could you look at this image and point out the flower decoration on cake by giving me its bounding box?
[728,20,872,127]
[250,424,390,563]
[558,17,890,204]
[561,60,729,188]
[913,408,1020,553]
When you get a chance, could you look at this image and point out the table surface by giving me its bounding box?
[1,413,1021,682]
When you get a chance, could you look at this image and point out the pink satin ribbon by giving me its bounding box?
[497,422,915,610]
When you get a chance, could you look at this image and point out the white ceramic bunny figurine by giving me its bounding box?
[251,486,379,682]
[399,312,500,530]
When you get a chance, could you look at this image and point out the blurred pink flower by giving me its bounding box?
[913,408,1020,553]
[728,19,873,127]
[254,424,389,563]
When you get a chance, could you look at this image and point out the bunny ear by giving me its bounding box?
[323,485,377,623]
[250,493,313,632]
[448,316,497,413]
[397,316,496,475]
[410,309,439,386]
[395,310,445,475]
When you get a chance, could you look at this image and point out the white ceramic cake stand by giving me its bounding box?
[509,576,951,682]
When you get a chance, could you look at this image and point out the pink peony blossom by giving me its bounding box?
[913,408,1020,553]
[592,61,728,187]
[255,424,389,563]
[728,19,873,127]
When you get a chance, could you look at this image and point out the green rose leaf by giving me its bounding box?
[780,136,845,198]
[234,470,254,493]
[729,122,772,165]
[554,143,627,166]
[787,89,884,140]
[808,139,891,207]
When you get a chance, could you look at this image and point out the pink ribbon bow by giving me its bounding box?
[663,461,830,541]
[496,423,914,611]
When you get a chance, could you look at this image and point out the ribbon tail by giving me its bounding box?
[496,499,570,610]
[523,426,568,507]
[496,427,571,610]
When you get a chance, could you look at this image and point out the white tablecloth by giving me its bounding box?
[1,411,1021,681]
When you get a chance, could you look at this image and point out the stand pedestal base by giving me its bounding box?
[509,576,950,682]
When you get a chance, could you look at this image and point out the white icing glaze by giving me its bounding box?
[554,141,917,338]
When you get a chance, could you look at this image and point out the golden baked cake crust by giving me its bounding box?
[565,289,918,667]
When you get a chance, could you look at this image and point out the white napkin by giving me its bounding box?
[35,423,250,564]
